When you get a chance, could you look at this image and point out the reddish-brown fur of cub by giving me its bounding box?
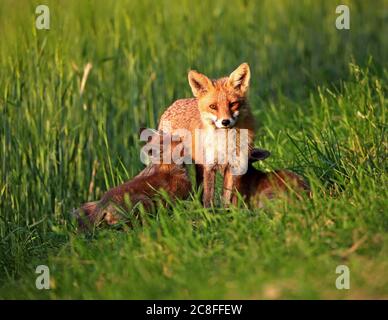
[74,131,191,230]
[238,149,311,207]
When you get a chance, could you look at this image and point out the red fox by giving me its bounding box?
[159,63,256,207]
[73,131,192,230]
[239,148,311,208]
[74,144,309,228]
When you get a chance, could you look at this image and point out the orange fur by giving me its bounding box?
[159,63,256,207]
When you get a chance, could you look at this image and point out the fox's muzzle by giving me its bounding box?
[214,111,239,129]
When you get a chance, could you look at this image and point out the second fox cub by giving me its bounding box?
[239,148,311,208]
[159,63,256,207]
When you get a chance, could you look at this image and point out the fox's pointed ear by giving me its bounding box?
[188,70,213,97]
[249,148,271,162]
[228,63,251,94]
[139,127,157,138]
[139,128,159,144]
[139,127,147,137]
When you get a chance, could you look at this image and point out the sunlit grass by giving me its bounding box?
[0,0,387,299]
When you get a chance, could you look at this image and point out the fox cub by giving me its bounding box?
[73,131,192,230]
[159,63,256,207]
[239,148,311,208]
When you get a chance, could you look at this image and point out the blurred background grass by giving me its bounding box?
[0,0,387,298]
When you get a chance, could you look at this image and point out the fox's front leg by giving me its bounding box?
[223,167,242,206]
[203,166,216,207]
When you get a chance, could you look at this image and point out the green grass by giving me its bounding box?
[0,0,387,299]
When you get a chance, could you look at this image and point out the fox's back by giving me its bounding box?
[158,98,203,132]
[101,165,191,205]
[241,168,311,207]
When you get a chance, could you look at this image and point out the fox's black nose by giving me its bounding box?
[221,119,230,126]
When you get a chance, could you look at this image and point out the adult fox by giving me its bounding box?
[159,63,256,207]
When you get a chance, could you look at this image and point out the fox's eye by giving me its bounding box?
[209,104,217,110]
[229,101,239,108]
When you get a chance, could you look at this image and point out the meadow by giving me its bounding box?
[0,0,387,299]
